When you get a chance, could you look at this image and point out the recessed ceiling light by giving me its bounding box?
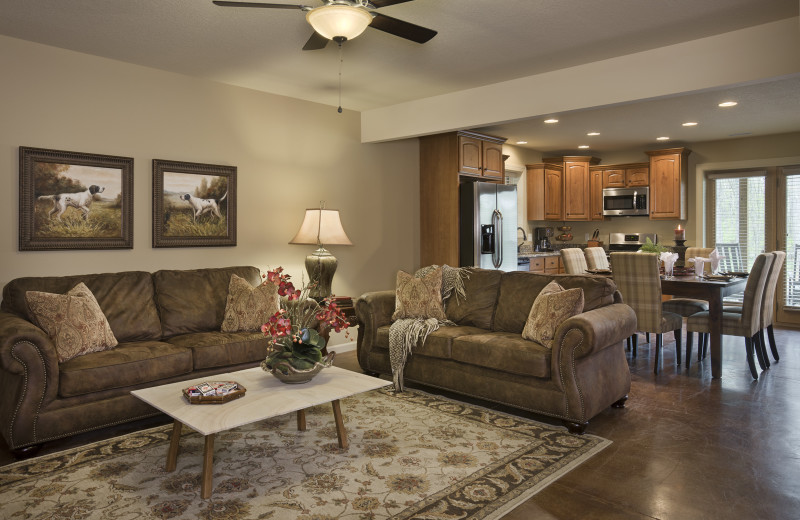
[656,136,670,141]
[587,132,600,136]
[515,141,528,145]
[718,101,738,107]
[544,118,559,124]
[682,122,698,127]
[578,145,590,149]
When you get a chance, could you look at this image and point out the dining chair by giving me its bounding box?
[611,252,683,374]
[584,247,610,270]
[722,251,785,365]
[561,248,588,274]
[683,246,713,274]
[686,252,773,379]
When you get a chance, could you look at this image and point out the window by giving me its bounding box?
[706,171,766,271]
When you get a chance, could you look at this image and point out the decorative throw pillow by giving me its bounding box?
[26,282,118,363]
[522,280,584,347]
[392,266,447,321]
[221,274,280,332]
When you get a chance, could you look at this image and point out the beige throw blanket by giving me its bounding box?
[389,265,468,391]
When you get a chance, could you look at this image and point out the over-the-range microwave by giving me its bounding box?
[603,187,649,217]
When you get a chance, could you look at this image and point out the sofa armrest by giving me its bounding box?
[0,311,62,449]
[355,290,395,371]
[553,303,636,361]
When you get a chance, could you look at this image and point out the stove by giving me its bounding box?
[608,233,658,252]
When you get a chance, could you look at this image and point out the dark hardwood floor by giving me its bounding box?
[3,328,799,519]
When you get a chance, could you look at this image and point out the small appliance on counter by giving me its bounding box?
[533,227,553,252]
[608,232,658,252]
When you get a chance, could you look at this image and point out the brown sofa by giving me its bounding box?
[356,268,636,433]
[0,266,271,456]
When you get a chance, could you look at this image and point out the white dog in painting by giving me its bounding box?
[38,185,105,221]
[180,191,227,222]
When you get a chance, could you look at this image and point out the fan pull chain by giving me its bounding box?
[337,40,343,114]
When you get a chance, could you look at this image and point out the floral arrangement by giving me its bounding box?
[638,237,672,254]
[260,267,350,373]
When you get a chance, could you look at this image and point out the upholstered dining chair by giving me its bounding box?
[722,251,785,366]
[561,248,588,274]
[684,246,714,274]
[584,247,610,270]
[686,253,773,379]
[611,252,683,374]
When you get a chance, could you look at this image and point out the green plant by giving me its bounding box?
[262,327,326,374]
[638,237,672,254]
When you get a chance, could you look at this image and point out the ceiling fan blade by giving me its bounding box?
[212,1,307,9]
[370,0,415,7]
[302,32,329,50]
[369,12,437,44]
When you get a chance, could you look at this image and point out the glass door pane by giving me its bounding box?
[781,170,800,310]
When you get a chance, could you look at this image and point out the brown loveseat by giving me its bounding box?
[356,268,636,433]
[0,266,270,456]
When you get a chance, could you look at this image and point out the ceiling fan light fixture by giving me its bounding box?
[306,5,372,41]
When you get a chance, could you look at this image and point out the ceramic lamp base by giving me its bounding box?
[305,246,337,300]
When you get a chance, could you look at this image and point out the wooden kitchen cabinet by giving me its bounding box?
[544,156,600,221]
[626,166,649,186]
[419,131,508,267]
[647,148,690,220]
[528,255,563,274]
[458,132,505,180]
[600,163,648,188]
[526,163,563,221]
[590,167,604,221]
[602,169,626,188]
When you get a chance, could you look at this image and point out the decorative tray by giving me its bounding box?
[702,274,733,282]
[182,381,246,404]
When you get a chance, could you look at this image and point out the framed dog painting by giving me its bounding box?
[152,159,237,248]
[19,147,134,251]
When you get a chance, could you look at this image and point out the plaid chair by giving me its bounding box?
[560,248,588,274]
[611,252,683,374]
[722,251,785,365]
[687,253,773,379]
[684,247,713,274]
[584,247,609,270]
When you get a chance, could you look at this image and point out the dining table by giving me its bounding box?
[660,275,748,378]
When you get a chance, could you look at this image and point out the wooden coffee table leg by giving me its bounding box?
[166,420,182,472]
[201,434,215,499]
[297,409,306,431]
[331,399,348,449]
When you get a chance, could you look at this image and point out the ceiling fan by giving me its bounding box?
[212,0,438,50]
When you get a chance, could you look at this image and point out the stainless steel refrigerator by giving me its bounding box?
[459,181,518,271]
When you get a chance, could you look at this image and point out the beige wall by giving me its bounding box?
[0,36,419,344]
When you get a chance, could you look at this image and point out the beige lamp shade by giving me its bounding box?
[306,5,372,41]
[289,209,352,247]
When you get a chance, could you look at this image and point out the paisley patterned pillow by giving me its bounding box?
[221,274,280,332]
[392,267,447,321]
[26,282,118,363]
[522,280,584,346]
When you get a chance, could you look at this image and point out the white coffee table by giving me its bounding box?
[131,366,388,498]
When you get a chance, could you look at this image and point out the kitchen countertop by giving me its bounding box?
[517,251,561,258]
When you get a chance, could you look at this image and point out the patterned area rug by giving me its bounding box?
[0,388,609,519]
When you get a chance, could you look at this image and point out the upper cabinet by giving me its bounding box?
[626,166,649,187]
[526,163,564,221]
[543,156,600,221]
[590,167,604,221]
[647,148,690,220]
[419,131,507,267]
[458,132,505,180]
[600,163,649,188]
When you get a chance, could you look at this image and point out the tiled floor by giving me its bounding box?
[3,328,799,519]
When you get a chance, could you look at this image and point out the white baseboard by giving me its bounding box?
[328,341,356,353]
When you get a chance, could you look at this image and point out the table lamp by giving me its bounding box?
[289,204,352,300]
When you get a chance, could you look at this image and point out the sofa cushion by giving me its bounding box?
[2,271,162,342]
[221,274,280,332]
[154,266,261,337]
[375,324,487,360]
[522,281,584,346]
[451,332,551,379]
[26,282,119,363]
[392,267,447,321]
[166,331,272,370]
[445,268,501,329]
[493,272,617,333]
[58,341,193,398]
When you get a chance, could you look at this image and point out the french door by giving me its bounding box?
[776,166,800,325]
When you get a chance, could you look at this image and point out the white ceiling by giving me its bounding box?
[1,0,798,154]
